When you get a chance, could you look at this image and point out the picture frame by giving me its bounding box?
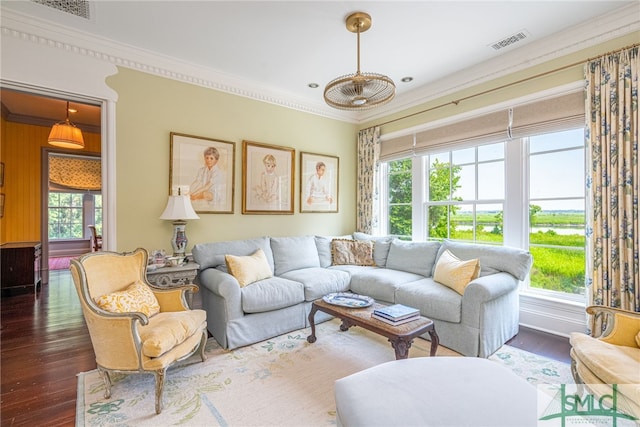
[300,152,339,213]
[169,132,235,214]
[242,140,295,214]
[0,162,4,187]
[0,193,4,218]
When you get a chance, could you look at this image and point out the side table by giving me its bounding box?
[146,262,199,307]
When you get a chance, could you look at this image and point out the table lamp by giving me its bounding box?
[159,189,200,257]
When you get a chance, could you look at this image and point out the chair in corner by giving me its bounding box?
[569,305,640,421]
[88,225,102,251]
[70,248,207,414]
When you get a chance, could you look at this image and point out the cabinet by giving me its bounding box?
[1,241,42,295]
[146,262,199,307]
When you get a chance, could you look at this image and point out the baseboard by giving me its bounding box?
[519,293,587,338]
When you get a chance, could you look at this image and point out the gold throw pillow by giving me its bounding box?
[433,249,481,295]
[225,249,273,287]
[94,280,160,317]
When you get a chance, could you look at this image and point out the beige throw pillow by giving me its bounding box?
[331,239,376,266]
[433,249,481,295]
[225,249,273,287]
[94,280,161,317]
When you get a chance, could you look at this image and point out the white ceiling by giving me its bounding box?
[1,0,638,125]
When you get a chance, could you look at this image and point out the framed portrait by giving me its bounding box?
[169,132,235,214]
[242,140,294,214]
[300,152,339,213]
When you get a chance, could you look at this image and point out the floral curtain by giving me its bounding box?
[585,45,639,312]
[356,127,381,233]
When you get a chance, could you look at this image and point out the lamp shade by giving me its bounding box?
[48,118,85,149]
[159,195,200,220]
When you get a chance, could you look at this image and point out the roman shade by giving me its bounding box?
[49,155,101,190]
[380,91,584,160]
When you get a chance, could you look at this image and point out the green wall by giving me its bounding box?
[107,68,357,253]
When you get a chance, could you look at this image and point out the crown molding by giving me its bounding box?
[361,2,640,124]
[2,4,638,126]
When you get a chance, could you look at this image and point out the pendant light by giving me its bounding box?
[48,101,85,149]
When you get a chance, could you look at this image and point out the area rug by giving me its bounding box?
[76,319,573,426]
[49,256,74,271]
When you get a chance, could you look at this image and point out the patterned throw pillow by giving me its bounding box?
[331,239,376,266]
[225,249,273,287]
[94,280,160,317]
[433,249,481,295]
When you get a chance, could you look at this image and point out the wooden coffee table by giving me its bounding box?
[307,298,439,359]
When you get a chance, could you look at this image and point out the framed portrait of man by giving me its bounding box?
[300,151,339,213]
[169,132,235,214]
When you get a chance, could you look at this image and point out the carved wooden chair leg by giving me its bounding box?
[98,367,112,399]
[154,368,166,414]
[199,331,207,362]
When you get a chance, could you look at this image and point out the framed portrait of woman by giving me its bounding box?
[169,132,235,214]
[300,152,339,213]
[242,140,295,214]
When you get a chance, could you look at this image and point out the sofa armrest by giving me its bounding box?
[463,272,519,304]
[196,268,243,319]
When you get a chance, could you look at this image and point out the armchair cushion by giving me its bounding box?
[94,280,160,317]
[139,309,206,358]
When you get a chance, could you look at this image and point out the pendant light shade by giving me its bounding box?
[48,101,85,149]
[324,12,395,110]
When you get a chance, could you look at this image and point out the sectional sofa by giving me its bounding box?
[192,233,533,357]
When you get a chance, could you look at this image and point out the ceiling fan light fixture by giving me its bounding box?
[324,12,396,111]
[48,101,85,149]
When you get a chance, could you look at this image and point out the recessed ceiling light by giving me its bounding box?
[401,77,413,83]
[308,83,319,88]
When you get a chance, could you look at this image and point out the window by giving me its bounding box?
[527,129,585,296]
[381,128,585,298]
[48,192,102,240]
[425,143,505,244]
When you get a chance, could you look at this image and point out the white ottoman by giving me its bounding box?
[335,357,538,427]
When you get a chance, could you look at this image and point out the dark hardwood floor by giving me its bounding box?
[1,269,572,426]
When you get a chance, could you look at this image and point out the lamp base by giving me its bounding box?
[170,220,188,257]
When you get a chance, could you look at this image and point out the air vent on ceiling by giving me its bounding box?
[31,0,90,19]
[489,30,529,51]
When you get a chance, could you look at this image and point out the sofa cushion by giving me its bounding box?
[331,239,376,266]
[280,267,351,300]
[139,309,206,357]
[315,235,353,268]
[385,240,441,277]
[94,280,160,317]
[395,278,462,323]
[225,249,273,287]
[353,232,393,267]
[433,249,480,295]
[241,277,305,313]
[192,237,274,272]
[435,240,532,281]
[348,267,424,304]
[270,236,321,275]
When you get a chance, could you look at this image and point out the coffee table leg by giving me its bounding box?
[390,338,412,360]
[307,305,318,343]
[428,326,439,357]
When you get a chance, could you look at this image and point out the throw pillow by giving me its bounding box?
[433,249,481,295]
[225,248,273,287]
[94,280,161,317]
[331,239,376,266]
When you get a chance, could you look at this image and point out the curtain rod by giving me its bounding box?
[377,43,639,128]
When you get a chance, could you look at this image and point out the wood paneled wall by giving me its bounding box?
[0,116,101,243]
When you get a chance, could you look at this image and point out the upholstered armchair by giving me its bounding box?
[70,248,207,414]
[570,305,640,420]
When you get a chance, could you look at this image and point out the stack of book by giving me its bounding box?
[372,304,420,325]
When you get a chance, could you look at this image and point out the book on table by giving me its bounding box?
[373,304,420,321]
[371,313,420,326]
